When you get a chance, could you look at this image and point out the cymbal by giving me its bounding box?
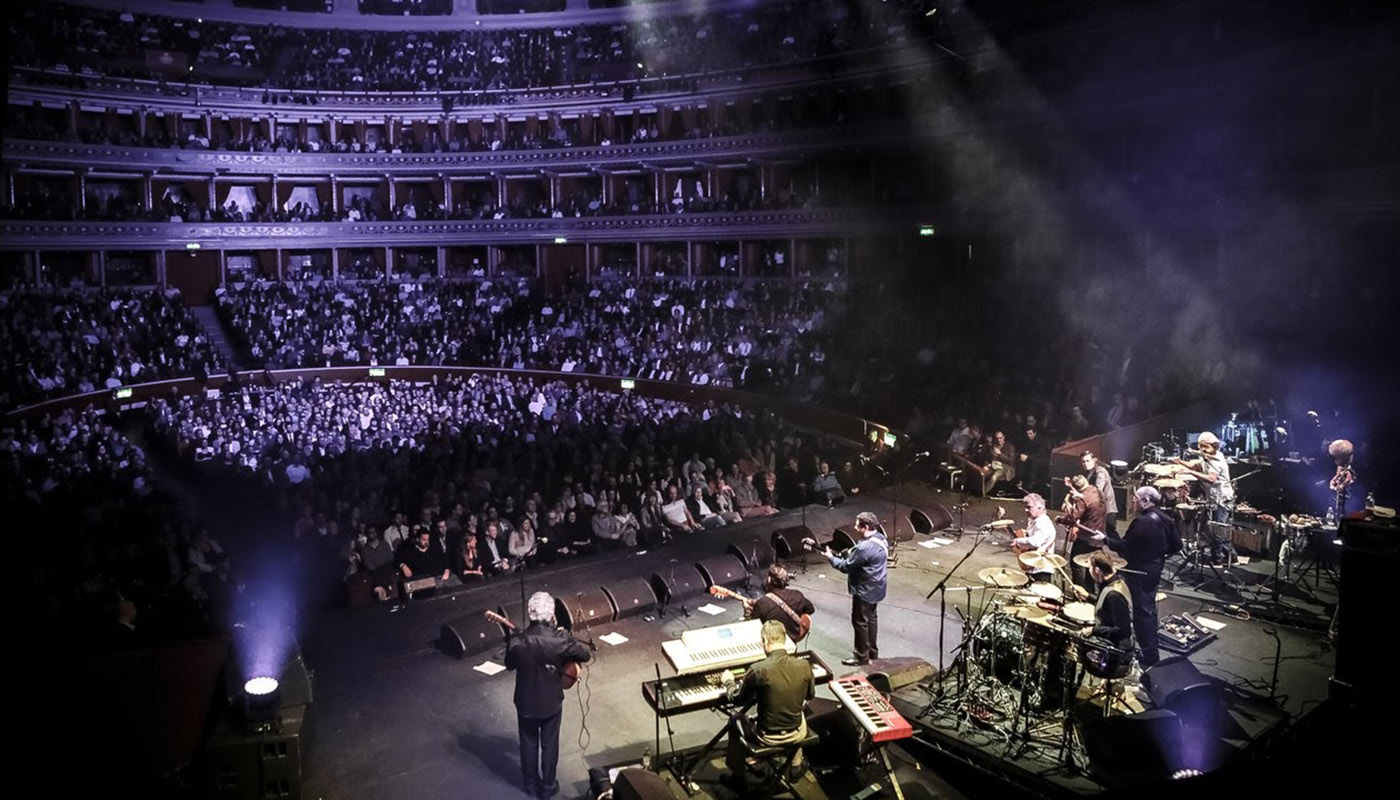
[1141,464,1176,477]
[1072,551,1127,569]
[1018,552,1067,571]
[1152,477,1187,490]
[978,567,1029,588]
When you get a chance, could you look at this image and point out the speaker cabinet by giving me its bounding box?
[440,613,507,659]
[696,554,749,589]
[1078,708,1182,786]
[907,504,953,536]
[603,578,658,620]
[1335,516,1400,700]
[729,538,774,572]
[1142,656,1222,729]
[771,526,814,559]
[830,527,857,552]
[560,587,617,630]
[612,768,674,800]
[650,563,707,607]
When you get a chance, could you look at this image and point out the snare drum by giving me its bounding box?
[1060,601,1095,626]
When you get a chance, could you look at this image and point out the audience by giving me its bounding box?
[0,287,223,408]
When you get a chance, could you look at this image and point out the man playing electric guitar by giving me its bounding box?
[1058,474,1107,597]
[709,564,815,642]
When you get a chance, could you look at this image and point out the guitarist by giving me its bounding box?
[505,591,592,800]
[748,565,816,643]
[1058,475,1107,597]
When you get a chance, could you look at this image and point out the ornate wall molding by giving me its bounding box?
[0,207,926,249]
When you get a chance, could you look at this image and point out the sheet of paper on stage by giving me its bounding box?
[474,661,507,676]
[933,537,955,545]
[697,603,726,616]
[599,632,629,646]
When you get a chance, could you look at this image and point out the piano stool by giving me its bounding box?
[735,722,820,798]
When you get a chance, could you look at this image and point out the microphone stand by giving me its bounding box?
[925,533,989,701]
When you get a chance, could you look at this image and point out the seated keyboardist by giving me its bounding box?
[719,620,815,788]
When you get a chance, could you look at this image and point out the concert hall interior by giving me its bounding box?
[6,1,1397,799]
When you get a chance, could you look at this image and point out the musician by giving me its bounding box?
[1173,431,1235,562]
[1327,438,1356,517]
[504,592,592,800]
[822,511,888,667]
[1175,431,1234,513]
[720,619,816,786]
[1089,487,1174,667]
[1086,552,1133,655]
[1059,475,1106,596]
[1070,451,1118,536]
[1011,493,1056,580]
[748,565,816,643]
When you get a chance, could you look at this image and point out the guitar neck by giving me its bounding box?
[709,586,748,603]
[484,611,517,631]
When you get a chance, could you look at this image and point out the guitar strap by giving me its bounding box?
[764,592,806,633]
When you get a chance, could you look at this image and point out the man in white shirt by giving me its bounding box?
[1011,493,1057,579]
[661,485,701,533]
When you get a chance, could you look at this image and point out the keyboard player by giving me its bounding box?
[719,620,815,787]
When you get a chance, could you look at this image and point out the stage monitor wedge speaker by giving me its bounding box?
[907,504,953,536]
[440,613,507,659]
[560,587,617,630]
[1142,655,1223,730]
[612,768,674,800]
[603,578,658,620]
[650,563,707,607]
[729,538,774,572]
[830,527,858,553]
[696,554,749,590]
[771,526,814,560]
[865,657,935,694]
[1078,708,1183,786]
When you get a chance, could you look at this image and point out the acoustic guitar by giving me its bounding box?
[484,610,581,689]
[707,585,812,640]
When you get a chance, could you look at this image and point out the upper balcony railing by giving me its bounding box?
[2,117,926,176]
[0,205,935,249]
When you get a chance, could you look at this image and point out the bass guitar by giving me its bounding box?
[484,610,581,689]
[708,585,811,640]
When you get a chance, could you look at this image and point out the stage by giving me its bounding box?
[295,483,1336,799]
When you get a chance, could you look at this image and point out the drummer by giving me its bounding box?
[1011,493,1056,581]
[1086,552,1133,657]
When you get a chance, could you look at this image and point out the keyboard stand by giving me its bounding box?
[673,702,750,796]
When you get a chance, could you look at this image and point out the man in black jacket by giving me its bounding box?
[721,619,816,786]
[1087,552,1133,655]
[505,591,592,800]
[1091,486,1174,667]
[748,565,816,643]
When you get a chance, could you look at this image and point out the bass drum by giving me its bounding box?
[970,611,1027,686]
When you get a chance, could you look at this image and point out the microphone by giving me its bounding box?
[911,450,932,459]
[984,520,1016,529]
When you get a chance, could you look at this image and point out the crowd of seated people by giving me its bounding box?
[212,275,840,390]
[11,0,939,93]
[2,407,235,645]
[0,287,223,408]
[145,374,857,600]
[214,279,524,369]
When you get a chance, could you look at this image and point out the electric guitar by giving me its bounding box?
[484,610,581,689]
[707,585,811,640]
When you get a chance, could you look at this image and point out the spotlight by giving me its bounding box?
[243,675,282,733]
[244,676,279,696]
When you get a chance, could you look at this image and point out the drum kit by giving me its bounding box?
[953,548,1133,753]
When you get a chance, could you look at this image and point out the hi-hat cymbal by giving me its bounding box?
[1072,551,1128,569]
[978,567,1030,588]
[1018,552,1068,572]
